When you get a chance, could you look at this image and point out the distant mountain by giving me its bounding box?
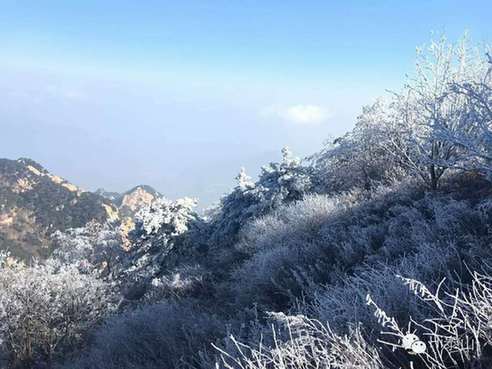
[109,185,163,248]
[0,158,120,260]
[118,185,161,212]
[96,185,161,209]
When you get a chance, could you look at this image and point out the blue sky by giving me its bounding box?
[1,1,491,206]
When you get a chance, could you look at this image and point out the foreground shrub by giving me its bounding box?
[309,242,464,333]
[216,268,492,369]
[0,254,112,369]
[67,300,224,369]
[228,178,492,312]
[215,314,384,369]
[367,271,492,369]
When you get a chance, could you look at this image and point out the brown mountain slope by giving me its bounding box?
[0,158,120,260]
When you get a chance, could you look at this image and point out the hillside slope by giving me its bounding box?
[0,158,119,259]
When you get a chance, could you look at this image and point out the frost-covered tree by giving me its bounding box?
[261,147,313,204]
[209,147,313,248]
[51,221,125,279]
[313,99,405,192]
[433,51,492,178]
[315,36,491,191]
[382,36,489,189]
[236,167,254,191]
[0,252,113,369]
[133,197,198,239]
[122,197,202,290]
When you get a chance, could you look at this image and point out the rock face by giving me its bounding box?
[70,183,165,249]
[112,185,162,249]
[0,158,120,260]
[119,185,161,216]
[96,185,161,218]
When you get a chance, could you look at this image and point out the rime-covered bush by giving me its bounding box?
[123,196,204,285]
[142,264,215,302]
[435,51,492,178]
[215,314,384,369]
[314,37,492,192]
[66,300,224,369]
[312,99,406,193]
[367,271,492,368]
[309,242,463,333]
[217,268,492,369]
[228,186,404,309]
[133,197,199,238]
[208,147,313,251]
[229,193,348,308]
[0,253,113,369]
[229,178,492,311]
[51,221,125,278]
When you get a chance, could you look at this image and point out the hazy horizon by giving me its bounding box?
[1,1,490,206]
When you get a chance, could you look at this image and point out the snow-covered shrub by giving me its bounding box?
[51,221,125,278]
[228,185,416,309]
[313,36,491,192]
[0,254,113,368]
[312,99,406,193]
[228,176,492,312]
[143,264,214,302]
[208,147,313,250]
[230,194,345,309]
[214,315,384,369]
[368,271,492,369]
[309,242,462,333]
[235,194,338,258]
[67,300,223,369]
[429,46,492,179]
[122,196,203,286]
[216,262,492,369]
[134,196,198,238]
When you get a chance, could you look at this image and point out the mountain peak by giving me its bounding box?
[120,185,161,214]
[124,185,161,197]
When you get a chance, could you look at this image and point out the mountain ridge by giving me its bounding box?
[0,158,161,259]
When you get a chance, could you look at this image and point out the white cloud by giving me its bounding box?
[262,104,330,125]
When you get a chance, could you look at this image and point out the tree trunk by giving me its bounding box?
[430,164,439,190]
